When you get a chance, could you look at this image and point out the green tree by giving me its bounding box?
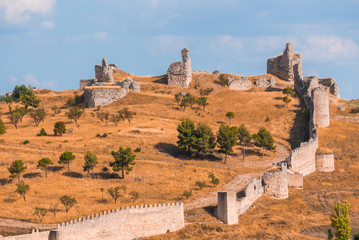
[96,111,110,125]
[174,94,182,106]
[15,181,30,201]
[208,172,220,186]
[0,118,6,135]
[185,93,196,108]
[176,118,195,154]
[3,95,13,113]
[108,186,121,203]
[283,87,294,96]
[110,147,136,179]
[196,97,209,112]
[8,111,21,129]
[218,74,228,86]
[110,112,124,127]
[19,91,41,109]
[33,207,47,223]
[37,128,47,136]
[195,181,206,190]
[29,108,46,126]
[59,152,76,172]
[179,94,191,111]
[328,201,351,240]
[129,191,139,203]
[238,124,252,161]
[252,127,276,159]
[12,84,33,99]
[37,158,53,178]
[225,112,234,125]
[120,185,127,195]
[8,160,27,183]
[190,123,216,158]
[182,190,193,199]
[217,125,238,164]
[282,96,292,107]
[59,195,77,213]
[66,107,83,124]
[83,151,98,179]
[120,107,136,124]
[54,121,66,136]
[16,107,28,123]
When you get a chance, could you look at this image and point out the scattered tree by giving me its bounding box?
[15,181,30,201]
[328,201,351,240]
[196,97,209,112]
[179,94,191,111]
[108,186,121,203]
[238,124,252,161]
[200,87,213,96]
[174,94,183,106]
[186,94,196,108]
[59,152,76,172]
[120,185,127,195]
[37,158,53,178]
[54,121,66,136]
[195,181,206,190]
[182,190,193,199]
[29,108,46,126]
[208,173,220,186]
[19,91,41,109]
[283,87,294,96]
[0,119,6,134]
[51,106,60,115]
[12,84,33,99]
[8,160,27,183]
[110,112,124,127]
[8,111,21,129]
[120,107,136,124]
[225,112,234,125]
[217,125,238,164]
[66,107,83,124]
[16,107,28,122]
[83,151,98,179]
[33,207,47,223]
[282,96,292,107]
[190,123,216,158]
[252,127,276,159]
[176,118,195,154]
[96,111,110,125]
[3,95,13,112]
[59,195,77,213]
[110,147,136,179]
[129,191,139,203]
[218,74,228,86]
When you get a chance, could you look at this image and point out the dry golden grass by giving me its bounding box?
[0,72,306,232]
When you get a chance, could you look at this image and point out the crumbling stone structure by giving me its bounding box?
[267,42,303,83]
[262,163,289,199]
[167,48,192,88]
[316,153,335,172]
[313,85,330,128]
[3,203,185,240]
[254,76,276,88]
[287,169,303,188]
[95,57,116,83]
[228,77,252,90]
[319,78,340,98]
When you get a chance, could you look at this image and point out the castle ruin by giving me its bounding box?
[167,48,192,88]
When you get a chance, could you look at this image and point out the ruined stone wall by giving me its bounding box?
[319,78,339,98]
[79,79,96,91]
[313,85,330,128]
[83,87,129,108]
[95,57,116,83]
[267,42,303,83]
[262,163,288,199]
[287,170,304,188]
[254,77,276,88]
[167,48,192,88]
[217,192,238,225]
[237,177,263,215]
[228,77,252,90]
[316,154,335,172]
[4,203,184,240]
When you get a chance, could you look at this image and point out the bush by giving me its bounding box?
[200,87,213,96]
[218,74,228,86]
[23,140,30,145]
[134,147,141,152]
[37,128,47,136]
[0,119,5,135]
[182,190,193,199]
[96,133,107,138]
[54,121,66,136]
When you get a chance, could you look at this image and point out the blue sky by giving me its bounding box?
[0,0,358,100]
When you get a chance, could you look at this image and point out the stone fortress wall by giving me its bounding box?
[167,48,192,88]
[2,203,184,240]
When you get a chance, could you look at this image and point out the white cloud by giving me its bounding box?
[207,35,243,55]
[301,35,359,62]
[64,32,110,44]
[9,76,17,85]
[23,73,40,86]
[42,21,55,29]
[0,0,56,24]
[143,35,188,55]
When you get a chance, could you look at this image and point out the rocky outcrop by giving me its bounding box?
[95,57,116,83]
[167,48,192,88]
[267,42,303,83]
[254,77,276,88]
[228,77,252,90]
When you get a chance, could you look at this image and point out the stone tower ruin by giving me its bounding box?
[313,85,330,128]
[95,57,116,83]
[167,48,192,88]
[267,42,303,83]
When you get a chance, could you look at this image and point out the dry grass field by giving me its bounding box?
[0,71,358,238]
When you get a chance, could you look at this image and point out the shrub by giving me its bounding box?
[54,121,66,136]
[200,87,213,96]
[182,190,193,199]
[328,201,351,240]
[59,195,77,213]
[37,128,47,136]
[218,74,228,86]
[23,140,30,145]
[108,186,121,203]
[0,119,6,134]
[195,181,206,190]
[15,181,30,201]
[134,147,141,152]
[96,133,107,138]
[350,108,359,114]
[129,191,139,203]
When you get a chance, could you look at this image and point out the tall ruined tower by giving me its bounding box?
[95,57,115,83]
[167,47,192,88]
[312,85,330,128]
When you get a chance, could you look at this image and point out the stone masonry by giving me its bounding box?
[254,76,276,88]
[316,153,335,172]
[319,77,340,98]
[228,77,252,90]
[167,48,192,88]
[262,163,289,199]
[95,57,116,83]
[267,42,303,83]
[313,85,330,128]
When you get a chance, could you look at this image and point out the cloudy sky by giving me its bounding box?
[0,0,358,99]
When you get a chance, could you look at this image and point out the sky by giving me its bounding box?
[0,0,358,100]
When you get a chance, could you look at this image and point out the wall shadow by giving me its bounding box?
[289,108,309,149]
[152,75,167,84]
[23,172,41,179]
[48,166,64,172]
